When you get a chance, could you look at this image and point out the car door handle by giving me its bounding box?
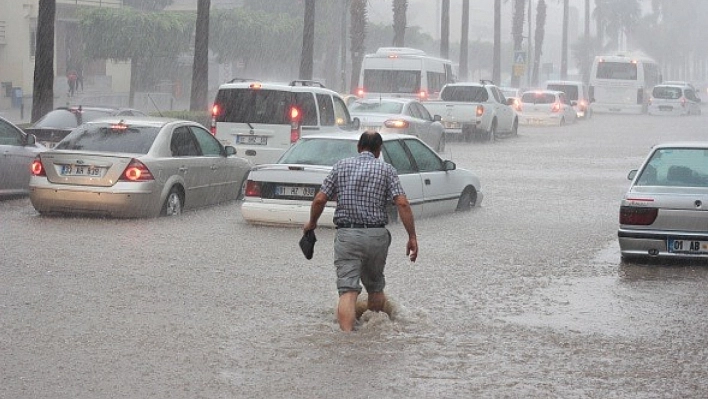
[425,179,431,185]
[179,167,188,173]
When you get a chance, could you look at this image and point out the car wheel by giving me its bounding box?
[559,117,565,126]
[510,119,519,136]
[455,187,477,211]
[486,120,496,141]
[462,127,474,143]
[161,186,184,216]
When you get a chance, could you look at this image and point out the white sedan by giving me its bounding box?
[349,98,446,152]
[241,133,483,227]
[517,90,577,126]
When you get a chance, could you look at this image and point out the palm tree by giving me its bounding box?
[392,0,407,47]
[531,0,547,86]
[299,0,315,80]
[440,0,450,58]
[510,0,525,87]
[459,0,470,81]
[32,0,56,122]
[493,0,501,84]
[190,0,210,112]
[349,0,367,92]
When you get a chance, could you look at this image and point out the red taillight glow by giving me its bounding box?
[290,107,301,143]
[417,90,428,100]
[384,119,409,129]
[120,159,154,182]
[551,102,561,113]
[30,157,45,176]
[250,82,262,89]
[244,180,262,197]
[476,105,484,118]
[356,88,366,97]
[619,206,658,225]
[210,103,220,135]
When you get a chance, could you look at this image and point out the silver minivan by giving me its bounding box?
[544,80,592,119]
[211,80,359,165]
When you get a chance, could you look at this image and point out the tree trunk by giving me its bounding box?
[459,0,469,81]
[392,0,407,47]
[299,0,316,80]
[493,0,501,84]
[440,0,450,58]
[349,0,367,93]
[561,0,569,79]
[510,0,525,87]
[190,0,210,112]
[32,0,56,123]
[532,0,547,86]
[129,58,138,108]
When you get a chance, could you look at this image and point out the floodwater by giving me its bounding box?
[2,112,708,398]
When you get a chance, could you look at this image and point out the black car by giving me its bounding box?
[24,106,147,148]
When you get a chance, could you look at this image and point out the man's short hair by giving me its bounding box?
[358,131,383,153]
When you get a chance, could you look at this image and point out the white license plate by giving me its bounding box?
[237,135,267,145]
[443,122,461,129]
[60,164,102,177]
[668,239,708,254]
[659,106,673,111]
[275,185,316,198]
[39,141,57,149]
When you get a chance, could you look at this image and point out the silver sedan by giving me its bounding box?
[349,98,446,152]
[29,117,252,218]
[0,115,46,196]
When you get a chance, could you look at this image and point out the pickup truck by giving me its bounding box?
[423,81,519,141]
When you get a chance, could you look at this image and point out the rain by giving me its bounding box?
[2,0,708,398]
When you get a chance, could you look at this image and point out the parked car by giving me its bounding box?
[211,79,359,166]
[544,80,592,119]
[29,117,251,218]
[348,97,445,152]
[240,132,483,227]
[0,115,46,196]
[618,142,708,260]
[23,105,148,148]
[647,84,702,116]
[517,90,577,126]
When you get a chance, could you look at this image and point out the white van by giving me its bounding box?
[211,79,358,165]
[544,80,592,119]
[356,47,455,100]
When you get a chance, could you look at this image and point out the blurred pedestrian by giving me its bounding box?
[67,69,77,97]
[303,131,418,332]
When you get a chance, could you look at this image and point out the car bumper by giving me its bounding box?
[29,179,162,218]
[647,105,688,116]
[518,115,560,125]
[618,228,708,259]
[591,103,644,114]
[241,199,337,227]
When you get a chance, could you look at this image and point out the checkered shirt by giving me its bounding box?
[320,151,405,225]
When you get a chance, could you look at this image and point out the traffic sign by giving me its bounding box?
[514,51,527,65]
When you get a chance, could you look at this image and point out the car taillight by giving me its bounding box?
[619,206,658,225]
[417,90,428,100]
[120,159,154,182]
[551,102,561,113]
[384,119,409,128]
[355,87,365,97]
[476,105,484,118]
[290,106,301,143]
[30,157,45,176]
[244,180,261,197]
[210,103,220,135]
[681,97,687,107]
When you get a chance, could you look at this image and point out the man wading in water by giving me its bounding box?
[304,131,418,332]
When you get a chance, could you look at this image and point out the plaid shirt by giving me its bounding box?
[320,151,405,225]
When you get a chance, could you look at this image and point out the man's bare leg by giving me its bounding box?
[367,291,387,313]
[337,291,359,332]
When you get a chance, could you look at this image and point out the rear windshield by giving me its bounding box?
[214,88,321,126]
[521,92,556,104]
[349,101,404,114]
[363,70,421,95]
[596,62,638,80]
[34,109,115,128]
[636,148,708,187]
[279,138,359,166]
[547,84,579,100]
[652,86,683,100]
[441,86,488,102]
[55,124,160,154]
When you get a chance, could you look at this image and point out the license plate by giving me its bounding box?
[237,135,267,145]
[275,185,316,199]
[39,141,57,149]
[668,239,708,254]
[443,121,461,129]
[659,106,673,111]
[60,164,102,177]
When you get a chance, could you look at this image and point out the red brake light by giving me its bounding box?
[244,180,262,197]
[30,157,45,176]
[250,82,262,89]
[552,102,561,113]
[211,104,220,117]
[356,88,365,97]
[384,119,409,129]
[120,159,154,182]
[619,206,658,225]
[476,105,484,117]
[417,90,428,100]
[210,103,221,135]
[290,106,301,143]
[290,107,300,121]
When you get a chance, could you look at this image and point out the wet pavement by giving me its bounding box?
[2,112,708,398]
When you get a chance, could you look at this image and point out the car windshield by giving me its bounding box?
[349,101,404,114]
[635,148,708,187]
[363,70,421,94]
[33,109,116,128]
[652,86,683,100]
[547,84,579,100]
[441,86,488,102]
[54,123,160,154]
[521,92,556,104]
[279,138,359,166]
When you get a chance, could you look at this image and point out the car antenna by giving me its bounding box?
[147,93,164,117]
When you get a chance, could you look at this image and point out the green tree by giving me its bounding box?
[531,0,547,86]
[122,0,174,11]
[299,0,315,80]
[392,0,407,47]
[350,0,367,92]
[190,0,210,112]
[79,8,193,107]
[32,0,56,122]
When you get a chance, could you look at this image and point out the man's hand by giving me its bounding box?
[407,237,418,262]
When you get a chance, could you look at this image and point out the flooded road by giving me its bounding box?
[2,113,708,398]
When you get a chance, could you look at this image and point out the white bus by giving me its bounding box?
[355,47,455,100]
[589,54,663,114]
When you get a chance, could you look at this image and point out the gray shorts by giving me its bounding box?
[334,227,392,296]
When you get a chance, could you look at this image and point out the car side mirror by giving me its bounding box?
[506,98,515,106]
[571,100,578,106]
[350,117,361,130]
[628,169,638,180]
[443,160,456,171]
[224,145,237,156]
[25,133,37,146]
[433,114,442,122]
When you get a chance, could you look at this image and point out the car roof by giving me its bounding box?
[651,142,708,150]
[522,89,563,95]
[353,97,414,104]
[299,132,416,141]
[216,79,339,95]
[82,116,185,128]
[545,80,584,85]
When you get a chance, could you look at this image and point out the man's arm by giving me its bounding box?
[304,191,328,232]
[393,194,418,262]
